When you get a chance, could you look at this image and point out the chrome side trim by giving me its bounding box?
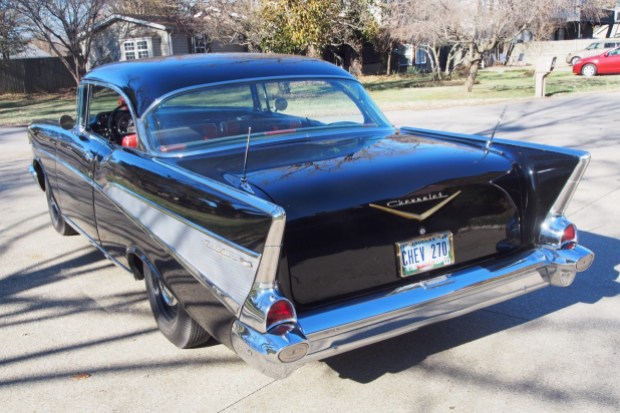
[35,143,285,315]
[231,245,594,379]
[153,160,286,288]
[550,153,590,215]
[63,215,132,274]
[153,160,288,325]
[105,183,260,312]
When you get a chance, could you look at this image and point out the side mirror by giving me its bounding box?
[274,97,288,112]
[59,115,75,130]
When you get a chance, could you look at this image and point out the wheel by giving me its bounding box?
[581,64,597,77]
[144,264,211,348]
[45,178,77,236]
[570,56,580,66]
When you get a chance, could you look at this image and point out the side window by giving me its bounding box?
[86,85,136,145]
[604,43,615,48]
[263,80,365,124]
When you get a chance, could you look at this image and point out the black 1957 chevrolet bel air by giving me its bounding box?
[28,53,594,378]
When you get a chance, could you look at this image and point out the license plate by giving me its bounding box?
[396,232,455,278]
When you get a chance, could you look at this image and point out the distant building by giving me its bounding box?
[88,14,247,69]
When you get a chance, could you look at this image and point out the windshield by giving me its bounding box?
[143,78,391,154]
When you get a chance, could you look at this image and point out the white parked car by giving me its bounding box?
[566,40,620,65]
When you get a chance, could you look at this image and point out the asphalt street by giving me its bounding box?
[0,90,618,412]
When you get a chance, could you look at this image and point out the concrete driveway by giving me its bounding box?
[1,91,618,412]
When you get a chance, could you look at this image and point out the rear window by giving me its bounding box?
[144,78,390,154]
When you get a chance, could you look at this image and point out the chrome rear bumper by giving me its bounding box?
[231,245,594,379]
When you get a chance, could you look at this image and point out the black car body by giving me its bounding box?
[28,54,594,378]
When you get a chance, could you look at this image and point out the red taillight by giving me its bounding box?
[561,224,577,249]
[266,300,294,329]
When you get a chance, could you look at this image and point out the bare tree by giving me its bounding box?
[15,0,108,84]
[0,0,28,59]
[112,0,204,31]
[373,26,397,75]
[196,0,262,51]
[389,0,612,91]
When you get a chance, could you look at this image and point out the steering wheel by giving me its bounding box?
[107,105,134,143]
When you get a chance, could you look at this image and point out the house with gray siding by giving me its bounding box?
[88,14,196,69]
[89,14,248,69]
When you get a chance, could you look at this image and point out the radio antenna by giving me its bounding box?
[240,127,252,192]
[487,106,507,151]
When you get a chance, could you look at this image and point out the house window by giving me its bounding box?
[122,38,152,60]
[194,34,207,53]
[415,46,428,65]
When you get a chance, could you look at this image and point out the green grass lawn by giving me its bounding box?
[2,68,620,127]
[364,69,620,110]
[0,91,76,127]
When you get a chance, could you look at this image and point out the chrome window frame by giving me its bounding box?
[80,80,144,151]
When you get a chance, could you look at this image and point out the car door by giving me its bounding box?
[86,85,143,269]
[55,85,106,240]
[597,48,620,74]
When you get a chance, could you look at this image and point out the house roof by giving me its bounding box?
[93,14,180,32]
[83,53,355,116]
[10,43,52,59]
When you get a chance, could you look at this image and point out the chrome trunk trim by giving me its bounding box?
[550,153,590,215]
[231,245,594,379]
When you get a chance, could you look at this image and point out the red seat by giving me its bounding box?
[204,123,219,139]
[220,120,241,136]
[122,134,138,148]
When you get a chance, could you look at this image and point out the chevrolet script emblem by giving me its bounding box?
[369,191,462,221]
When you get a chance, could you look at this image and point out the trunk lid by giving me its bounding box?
[175,129,522,306]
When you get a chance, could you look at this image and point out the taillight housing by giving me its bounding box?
[560,223,577,249]
[266,299,295,330]
[540,215,579,250]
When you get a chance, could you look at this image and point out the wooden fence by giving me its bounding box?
[0,57,75,94]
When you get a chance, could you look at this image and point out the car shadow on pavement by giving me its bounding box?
[322,231,619,384]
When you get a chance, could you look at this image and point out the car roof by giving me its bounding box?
[83,53,355,116]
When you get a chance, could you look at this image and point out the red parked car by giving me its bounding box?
[573,46,620,76]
